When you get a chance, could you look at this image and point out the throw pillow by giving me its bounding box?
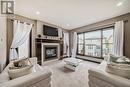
[8,65,33,79]
[13,57,32,68]
[116,57,130,64]
[110,54,120,62]
[8,57,33,79]
[107,54,121,63]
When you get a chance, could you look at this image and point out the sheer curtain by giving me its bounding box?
[18,38,29,58]
[18,30,30,58]
[113,21,124,56]
[0,17,6,72]
[10,20,32,60]
[71,32,77,58]
[63,33,70,57]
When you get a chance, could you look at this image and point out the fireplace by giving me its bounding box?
[45,47,57,60]
[41,43,60,65]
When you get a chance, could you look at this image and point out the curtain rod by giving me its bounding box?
[10,19,34,26]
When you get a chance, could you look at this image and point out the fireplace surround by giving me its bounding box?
[41,43,60,65]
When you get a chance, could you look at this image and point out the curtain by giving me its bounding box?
[71,32,77,58]
[18,33,29,58]
[10,20,32,60]
[113,21,124,56]
[0,17,6,72]
[63,33,70,57]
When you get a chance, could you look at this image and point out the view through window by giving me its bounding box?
[77,27,114,58]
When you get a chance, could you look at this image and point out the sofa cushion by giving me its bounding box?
[106,64,130,79]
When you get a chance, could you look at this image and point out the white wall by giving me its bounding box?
[0,16,6,72]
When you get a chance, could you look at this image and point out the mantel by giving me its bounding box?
[35,38,63,44]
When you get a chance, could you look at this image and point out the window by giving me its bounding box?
[77,33,84,54]
[85,30,101,57]
[77,27,114,58]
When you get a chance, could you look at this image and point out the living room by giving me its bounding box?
[0,0,130,87]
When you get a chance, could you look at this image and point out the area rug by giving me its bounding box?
[43,60,98,87]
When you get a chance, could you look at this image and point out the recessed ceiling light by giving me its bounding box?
[117,2,123,6]
[36,11,40,15]
[67,24,70,27]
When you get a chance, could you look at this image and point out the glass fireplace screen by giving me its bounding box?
[45,47,57,59]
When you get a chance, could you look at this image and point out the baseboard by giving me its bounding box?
[76,55,102,63]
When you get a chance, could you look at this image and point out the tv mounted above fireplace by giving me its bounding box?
[43,25,58,37]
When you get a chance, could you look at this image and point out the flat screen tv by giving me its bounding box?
[43,25,58,37]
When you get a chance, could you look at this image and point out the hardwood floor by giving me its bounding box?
[42,59,99,87]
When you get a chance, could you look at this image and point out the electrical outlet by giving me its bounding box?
[0,38,3,43]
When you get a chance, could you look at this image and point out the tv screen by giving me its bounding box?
[43,25,58,36]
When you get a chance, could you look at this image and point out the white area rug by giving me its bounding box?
[43,59,98,87]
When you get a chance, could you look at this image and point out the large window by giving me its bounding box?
[85,30,101,57]
[77,33,84,54]
[77,27,114,58]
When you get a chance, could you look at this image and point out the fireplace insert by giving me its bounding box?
[45,47,57,60]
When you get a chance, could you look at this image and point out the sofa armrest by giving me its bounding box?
[88,68,130,87]
[0,67,52,87]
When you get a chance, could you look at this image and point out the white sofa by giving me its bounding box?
[88,61,130,87]
[0,57,52,87]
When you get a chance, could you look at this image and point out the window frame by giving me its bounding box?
[77,26,114,59]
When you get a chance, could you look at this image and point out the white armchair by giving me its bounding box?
[88,61,130,87]
[0,57,52,87]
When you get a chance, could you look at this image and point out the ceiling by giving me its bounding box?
[15,0,130,30]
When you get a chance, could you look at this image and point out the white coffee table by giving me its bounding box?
[63,58,83,70]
